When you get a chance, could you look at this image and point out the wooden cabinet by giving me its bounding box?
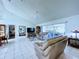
[0,37,2,46]
[0,25,6,46]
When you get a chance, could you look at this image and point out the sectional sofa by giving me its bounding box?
[34,36,67,59]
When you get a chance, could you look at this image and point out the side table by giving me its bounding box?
[68,38,79,48]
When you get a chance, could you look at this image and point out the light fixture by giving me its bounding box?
[36,11,39,14]
[21,0,23,2]
[34,10,40,20]
[8,0,11,2]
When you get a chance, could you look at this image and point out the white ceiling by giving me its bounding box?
[1,0,79,24]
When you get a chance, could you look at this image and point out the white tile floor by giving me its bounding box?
[0,38,38,59]
[59,45,79,59]
[0,38,79,59]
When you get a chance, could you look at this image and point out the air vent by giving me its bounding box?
[8,0,11,2]
[21,0,23,2]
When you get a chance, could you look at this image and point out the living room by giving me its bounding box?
[0,0,79,59]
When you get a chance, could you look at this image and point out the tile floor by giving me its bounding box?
[59,45,79,59]
[0,38,79,59]
[0,38,38,59]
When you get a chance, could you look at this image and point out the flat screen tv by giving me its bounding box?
[27,28,35,33]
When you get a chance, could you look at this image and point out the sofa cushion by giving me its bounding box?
[34,40,47,51]
[35,36,67,51]
[48,36,67,46]
[42,36,67,51]
[39,42,48,51]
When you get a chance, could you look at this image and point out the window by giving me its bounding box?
[42,23,65,34]
[42,25,54,32]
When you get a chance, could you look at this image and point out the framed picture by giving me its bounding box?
[19,26,26,36]
[9,25,15,39]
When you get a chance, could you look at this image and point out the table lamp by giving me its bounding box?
[72,30,79,38]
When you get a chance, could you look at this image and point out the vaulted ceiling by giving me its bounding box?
[1,0,79,24]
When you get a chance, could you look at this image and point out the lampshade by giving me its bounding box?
[72,30,79,33]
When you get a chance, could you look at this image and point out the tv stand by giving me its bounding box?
[27,32,36,38]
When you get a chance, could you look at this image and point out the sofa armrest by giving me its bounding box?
[34,41,55,57]
[42,46,51,56]
[34,41,48,51]
[43,45,55,57]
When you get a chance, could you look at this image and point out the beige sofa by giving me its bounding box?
[34,36,67,59]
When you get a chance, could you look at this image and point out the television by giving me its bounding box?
[27,28,35,33]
